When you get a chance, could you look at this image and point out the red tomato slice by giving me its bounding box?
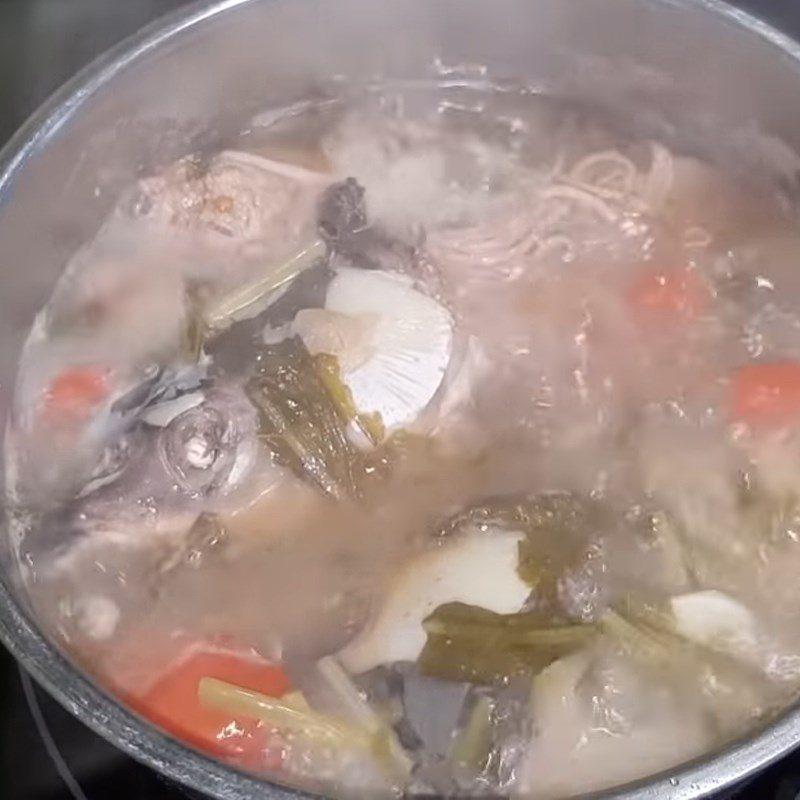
[729,361,800,430]
[43,366,110,421]
[627,266,709,326]
[129,645,290,771]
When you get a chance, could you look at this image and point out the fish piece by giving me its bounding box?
[41,219,195,365]
[34,148,330,391]
[135,150,325,246]
[142,391,206,427]
[132,150,328,300]
[12,351,208,509]
[156,387,258,497]
[24,381,260,565]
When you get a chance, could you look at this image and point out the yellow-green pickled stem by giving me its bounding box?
[449,695,494,776]
[204,239,326,332]
[313,353,385,444]
[198,677,368,748]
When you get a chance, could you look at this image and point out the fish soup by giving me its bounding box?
[8,83,800,798]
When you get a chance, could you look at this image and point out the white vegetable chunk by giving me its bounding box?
[516,653,713,798]
[74,594,121,641]
[339,531,530,674]
[670,590,758,652]
[295,267,454,433]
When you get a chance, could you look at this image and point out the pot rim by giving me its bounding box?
[1,1,799,798]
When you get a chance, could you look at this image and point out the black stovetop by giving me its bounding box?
[2,1,800,798]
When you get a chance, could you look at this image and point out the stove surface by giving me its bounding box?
[1,0,800,798]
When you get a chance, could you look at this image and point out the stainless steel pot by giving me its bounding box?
[1,1,800,797]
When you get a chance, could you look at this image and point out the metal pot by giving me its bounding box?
[1,1,800,797]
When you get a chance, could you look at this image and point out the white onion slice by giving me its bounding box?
[518,653,713,798]
[670,590,758,652]
[339,531,529,674]
[295,267,454,434]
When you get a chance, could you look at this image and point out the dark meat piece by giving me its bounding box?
[318,178,368,244]
[317,177,417,273]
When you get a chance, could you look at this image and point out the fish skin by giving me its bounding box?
[21,381,260,565]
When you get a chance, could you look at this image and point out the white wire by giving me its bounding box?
[19,665,91,800]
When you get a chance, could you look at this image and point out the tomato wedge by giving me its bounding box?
[42,366,109,422]
[627,266,709,327]
[129,644,290,771]
[729,361,800,430]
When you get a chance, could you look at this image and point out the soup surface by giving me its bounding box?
[8,83,800,798]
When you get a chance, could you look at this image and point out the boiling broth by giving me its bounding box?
[9,83,800,798]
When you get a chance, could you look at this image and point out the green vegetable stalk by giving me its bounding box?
[419,602,596,685]
[313,353,385,445]
[449,694,494,779]
[199,677,369,746]
[203,239,326,333]
[199,677,411,785]
[246,337,365,499]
